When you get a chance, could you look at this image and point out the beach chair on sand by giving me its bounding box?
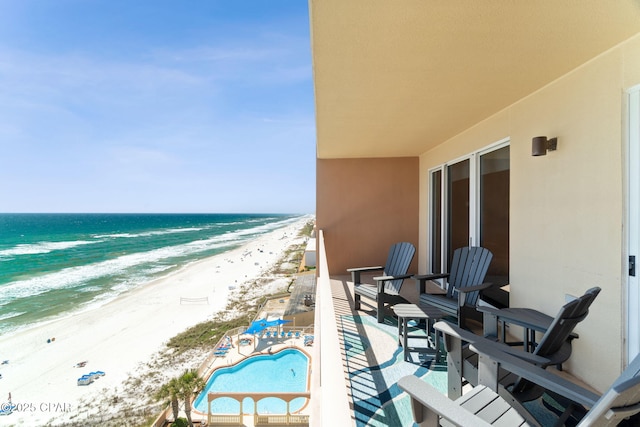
[89,371,105,380]
[349,242,416,323]
[399,341,640,426]
[77,375,93,386]
[214,348,229,356]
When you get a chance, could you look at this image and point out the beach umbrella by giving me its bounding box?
[243,319,269,335]
[243,318,292,337]
[263,318,291,328]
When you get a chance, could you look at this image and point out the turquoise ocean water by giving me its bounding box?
[0,213,303,336]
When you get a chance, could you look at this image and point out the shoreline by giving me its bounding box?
[0,215,305,339]
[0,216,312,426]
[0,238,265,342]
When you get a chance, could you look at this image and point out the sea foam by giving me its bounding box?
[0,240,99,259]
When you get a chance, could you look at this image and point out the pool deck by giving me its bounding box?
[191,329,314,426]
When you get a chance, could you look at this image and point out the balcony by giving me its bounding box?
[312,230,600,426]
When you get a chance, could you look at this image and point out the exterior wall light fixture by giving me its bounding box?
[532,136,558,156]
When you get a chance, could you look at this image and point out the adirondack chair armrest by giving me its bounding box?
[476,305,504,317]
[469,342,600,408]
[347,266,384,284]
[414,273,450,281]
[496,345,553,366]
[454,282,495,307]
[435,319,479,346]
[476,306,554,329]
[435,319,486,350]
[454,282,496,294]
[373,274,413,293]
[476,306,580,342]
[434,321,550,366]
[347,266,384,273]
[414,273,450,293]
[398,375,494,427]
[374,273,413,282]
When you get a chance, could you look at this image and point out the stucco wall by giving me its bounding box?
[419,34,640,391]
[316,157,419,276]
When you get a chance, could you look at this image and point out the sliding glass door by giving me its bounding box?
[429,142,509,285]
[479,146,510,285]
[447,159,471,262]
[430,170,443,273]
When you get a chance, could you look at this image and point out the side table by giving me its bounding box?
[393,303,445,362]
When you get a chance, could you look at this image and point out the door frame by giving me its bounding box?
[627,85,640,363]
[428,138,510,274]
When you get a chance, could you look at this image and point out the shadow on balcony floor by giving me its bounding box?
[330,275,577,427]
[330,276,447,426]
[340,313,448,426]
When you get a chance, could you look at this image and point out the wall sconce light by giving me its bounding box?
[532,136,558,156]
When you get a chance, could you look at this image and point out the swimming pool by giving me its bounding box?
[193,348,309,414]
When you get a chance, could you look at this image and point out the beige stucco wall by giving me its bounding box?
[316,157,419,276]
[419,33,640,391]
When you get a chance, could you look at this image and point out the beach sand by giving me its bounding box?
[0,216,312,426]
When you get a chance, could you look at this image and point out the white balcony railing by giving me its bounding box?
[310,230,352,426]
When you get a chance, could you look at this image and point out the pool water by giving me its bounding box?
[194,348,309,414]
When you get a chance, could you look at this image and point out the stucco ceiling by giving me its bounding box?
[310,1,640,159]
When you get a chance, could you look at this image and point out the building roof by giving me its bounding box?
[310,1,640,159]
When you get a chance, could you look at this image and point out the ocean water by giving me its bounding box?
[0,213,303,336]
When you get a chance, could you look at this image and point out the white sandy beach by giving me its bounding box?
[0,216,312,426]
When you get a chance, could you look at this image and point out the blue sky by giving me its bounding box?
[0,1,315,214]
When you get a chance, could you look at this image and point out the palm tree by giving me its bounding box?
[179,369,205,427]
[156,377,181,422]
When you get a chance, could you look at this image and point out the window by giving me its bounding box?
[429,142,509,285]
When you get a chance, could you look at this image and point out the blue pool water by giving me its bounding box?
[193,348,309,414]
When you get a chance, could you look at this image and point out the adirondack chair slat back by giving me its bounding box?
[533,287,601,359]
[512,287,601,398]
[446,246,493,305]
[577,353,640,426]
[382,242,415,294]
